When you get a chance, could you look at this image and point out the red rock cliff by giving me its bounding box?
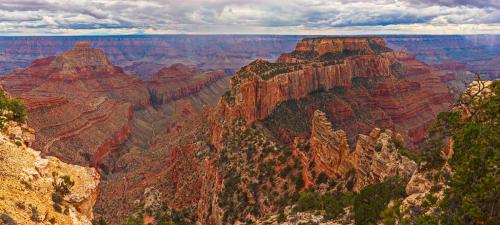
[211,37,451,147]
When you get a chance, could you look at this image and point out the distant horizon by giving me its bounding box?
[1,33,499,38]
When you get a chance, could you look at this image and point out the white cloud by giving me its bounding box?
[0,0,498,35]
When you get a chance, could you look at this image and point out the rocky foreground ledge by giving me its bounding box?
[0,121,99,225]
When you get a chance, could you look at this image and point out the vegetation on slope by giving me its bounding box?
[0,88,27,128]
[436,80,499,225]
[353,177,407,225]
[378,79,499,225]
[216,118,309,224]
[263,84,373,144]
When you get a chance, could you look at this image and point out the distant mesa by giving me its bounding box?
[74,41,92,48]
[154,63,200,80]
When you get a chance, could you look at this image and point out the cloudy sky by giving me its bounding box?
[0,0,499,35]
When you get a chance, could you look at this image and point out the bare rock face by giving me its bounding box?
[309,110,352,178]
[0,121,99,225]
[351,128,417,191]
[304,111,417,191]
[209,37,393,146]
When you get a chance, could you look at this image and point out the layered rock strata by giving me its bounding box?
[0,42,147,166]
[212,37,451,146]
[306,110,417,190]
[309,110,352,178]
[1,42,229,167]
[147,63,226,106]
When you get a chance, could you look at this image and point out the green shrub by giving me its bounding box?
[125,213,144,225]
[0,90,27,127]
[437,81,500,225]
[309,87,326,96]
[415,215,439,225]
[53,203,62,213]
[324,192,355,219]
[52,173,75,195]
[354,177,406,225]
[379,200,411,225]
[277,210,286,223]
[329,86,346,95]
[316,172,328,184]
[15,201,25,210]
[296,192,322,211]
[0,213,17,225]
[352,77,369,89]
[280,165,292,178]
[397,147,422,163]
[295,191,354,219]
[294,174,305,190]
[51,192,63,204]
[92,218,108,225]
[30,206,42,222]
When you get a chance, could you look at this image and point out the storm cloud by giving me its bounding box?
[0,0,498,35]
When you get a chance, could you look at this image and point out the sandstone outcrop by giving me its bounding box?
[309,110,351,178]
[350,128,417,191]
[304,110,417,191]
[0,121,99,225]
[255,207,354,225]
[223,44,393,123]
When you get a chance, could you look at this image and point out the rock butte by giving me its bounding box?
[211,37,452,147]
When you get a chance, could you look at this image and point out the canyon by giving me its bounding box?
[0,41,230,168]
[0,36,495,225]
